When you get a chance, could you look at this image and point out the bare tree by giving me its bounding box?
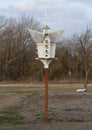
[73,28,92,90]
[0,16,7,29]
[0,16,42,81]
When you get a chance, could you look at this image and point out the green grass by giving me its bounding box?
[0,106,24,125]
[35,113,45,120]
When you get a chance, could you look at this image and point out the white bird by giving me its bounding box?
[76,88,86,92]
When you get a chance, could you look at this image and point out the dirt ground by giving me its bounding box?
[0,84,92,130]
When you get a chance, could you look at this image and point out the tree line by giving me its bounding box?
[0,15,92,86]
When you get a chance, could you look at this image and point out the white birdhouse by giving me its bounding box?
[28,25,64,68]
[37,26,56,59]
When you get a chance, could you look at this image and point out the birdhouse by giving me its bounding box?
[37,25,56,59]
[28,25,64,68]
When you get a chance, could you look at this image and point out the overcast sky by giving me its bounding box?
[0,0,92,37]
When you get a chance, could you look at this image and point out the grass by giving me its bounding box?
[54,119,85,123]
[0,83,92,125]
[0,90,40,95]
[0,83,92,94]
[0,106,24,125]
[64,118,85,122]
[34,113,86,123]
[34,113,45,120]
[49,84,92,93]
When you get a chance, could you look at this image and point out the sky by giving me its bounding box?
[0,0,92,37]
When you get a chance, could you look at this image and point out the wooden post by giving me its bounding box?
[44,68,49,121]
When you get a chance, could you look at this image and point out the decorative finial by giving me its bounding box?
[45,12,48,26]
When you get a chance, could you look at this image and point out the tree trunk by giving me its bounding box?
[84,69,90,90]
[84,73,88,90]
